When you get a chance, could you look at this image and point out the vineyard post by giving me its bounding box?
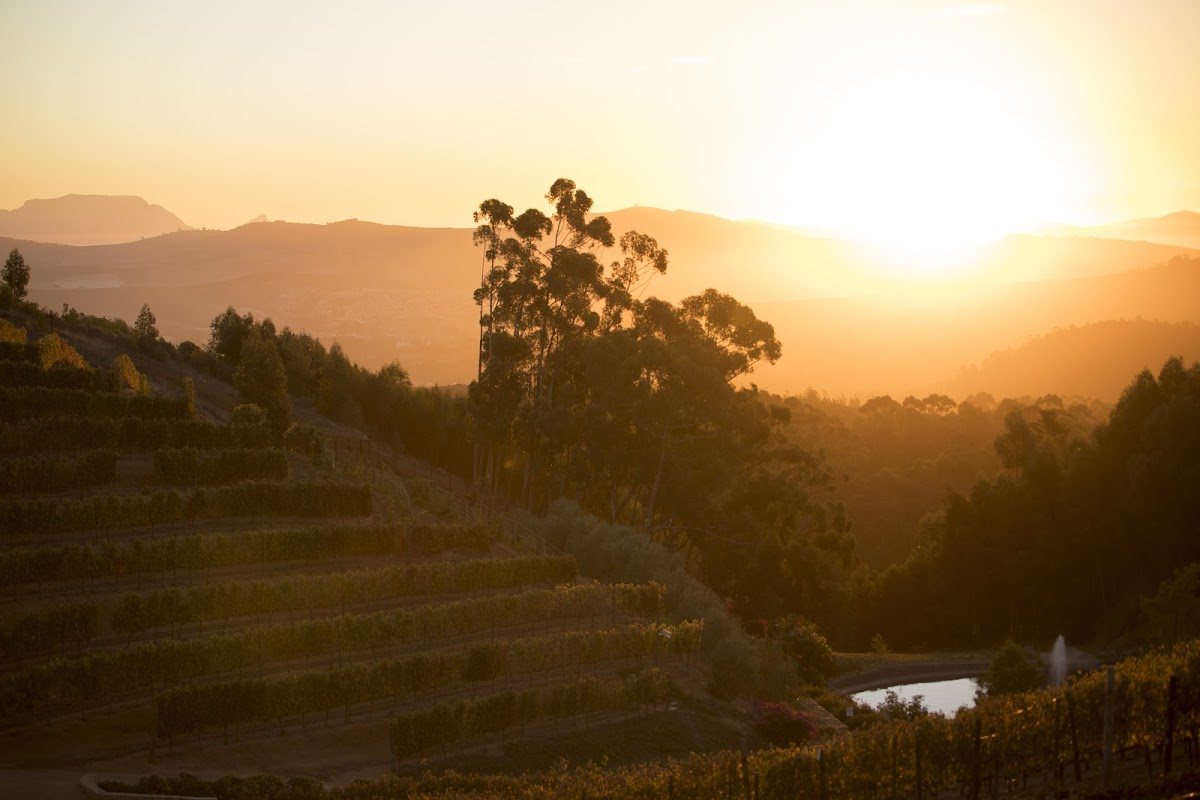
[741,750,752,800]
[891,735,898,800]
[1066,690,1082,783]
[1103,666,1115,788]
[914,733,923,800]
[970,716,982,800]
[1165,673,1178,776]
[990,732,999,800]
[1053,696,1062,786]
[819,748,828,800]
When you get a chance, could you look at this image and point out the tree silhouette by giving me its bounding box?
[234,331,291,421]
[133,303,159,343]
[3,248,30,300]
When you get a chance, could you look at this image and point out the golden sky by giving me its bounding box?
[2,0,1198,247]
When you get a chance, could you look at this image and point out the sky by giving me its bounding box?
[2,0,1198,250]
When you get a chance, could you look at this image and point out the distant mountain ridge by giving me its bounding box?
[0,194,192,246]
[3,196,1199,394]
[945,319,1200,400]
[1051,210,1200,250]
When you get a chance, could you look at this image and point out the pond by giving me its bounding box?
[851,677,978,717]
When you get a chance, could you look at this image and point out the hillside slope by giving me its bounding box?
[947,319,1200,400]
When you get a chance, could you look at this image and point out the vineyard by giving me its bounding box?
[107,640,1200,799]
[0,319,717,784]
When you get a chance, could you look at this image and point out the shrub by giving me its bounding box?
[977,640,1046,697]
[0,318,25,344]
[777,619,836,683]
[37,333,88,369]
[111,354,150,394]
[754,700,816,745]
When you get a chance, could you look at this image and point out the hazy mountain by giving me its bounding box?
[1052,210,1200,250]
[0,195,192,245]
[6,207,1197,391]
[753,256,1200,398]
[945,319,1200,401]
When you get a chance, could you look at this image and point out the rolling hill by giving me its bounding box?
[4,202,1198,393]
[1054,210,1200,250]
[944,319,1200,400]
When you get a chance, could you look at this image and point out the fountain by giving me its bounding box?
[1050,635,1068,686]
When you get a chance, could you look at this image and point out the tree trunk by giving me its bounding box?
[644,422,672,532]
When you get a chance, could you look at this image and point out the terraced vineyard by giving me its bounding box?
[0,320,713,780]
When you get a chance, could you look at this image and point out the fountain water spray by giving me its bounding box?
[1050,635,1067,686]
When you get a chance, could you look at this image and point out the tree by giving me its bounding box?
[134,303,159,343]
[208,306,255,361]
[469,178,669,506]
[976,641,1045,697]
[467,180,845,628]
[3,249,30,300]
[234,331,291,421]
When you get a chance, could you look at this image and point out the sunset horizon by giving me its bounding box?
[2,3,1199,799]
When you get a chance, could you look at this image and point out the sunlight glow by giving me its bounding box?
[801,69,1079,275]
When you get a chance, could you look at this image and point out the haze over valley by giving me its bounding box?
[7,193,1198,399]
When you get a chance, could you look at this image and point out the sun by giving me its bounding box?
[781,67,1082,277]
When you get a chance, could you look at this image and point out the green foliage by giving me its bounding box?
[0,318,26,343]
[0,480,370,536]
[234,331,291,421]
[0,603,99,661]
[231,403,267,426]
[36,332,88,369]
[283,423,324,458]
[0,340,42,363]
[111,354,150,394]
[977,641,1046,697]
[0,450,117,493]
[1142,563,1200,644]
[0,523,494,587]
[0,416,277,453]
[466,181,851,636]
[4,555,576,658]
[869,633,890,654]
[0,582,664,718]
[0,386,188,421]
[155,624,693,740]
[3,248,29,300]
[867,358,1200,648]
[133,303,158,343]
[0,361,111,390]
[389,668,671,759]
[873,689,929,721]
[774,389,1096,569]
[754,700,816,745]
[152,448,289,485]
[541,501,790,699]
[775,619,835,683]
[208,306,256,362]
[181,376,197,418]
